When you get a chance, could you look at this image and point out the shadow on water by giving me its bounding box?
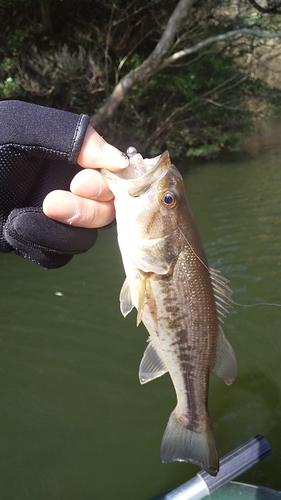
[210,370,281,486]
[151,372,281,499]
[234,371,281,491]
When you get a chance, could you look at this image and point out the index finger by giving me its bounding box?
[77,125,129,172]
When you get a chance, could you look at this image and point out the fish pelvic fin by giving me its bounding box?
[160,410,219,476]
[212,325,237,386]
[119,274,148,325]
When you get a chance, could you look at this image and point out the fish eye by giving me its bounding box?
[162,191,177,208]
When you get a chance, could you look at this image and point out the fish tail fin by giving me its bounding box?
[160,409,219,476]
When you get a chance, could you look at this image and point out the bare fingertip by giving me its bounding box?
[118,154,130,169]
[102,143,129,171]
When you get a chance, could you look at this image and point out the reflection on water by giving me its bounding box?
[1,121,281,499]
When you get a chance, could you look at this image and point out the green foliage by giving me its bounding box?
[0,0,281,160]
[0,76,22,98]
[0,56,23,98]
[107,50,272,159]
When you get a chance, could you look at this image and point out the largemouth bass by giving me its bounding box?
[102,149,237,476]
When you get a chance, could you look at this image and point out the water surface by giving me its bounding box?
[1,121,281,498]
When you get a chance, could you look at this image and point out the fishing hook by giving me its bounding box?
[121,146,138,160]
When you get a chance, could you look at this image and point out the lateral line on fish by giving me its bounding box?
[177,224,234,326]
[177,226,281,310]
[177,224,213,276]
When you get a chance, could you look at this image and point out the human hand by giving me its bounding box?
[43,125,128,228]
[0,101,128,269]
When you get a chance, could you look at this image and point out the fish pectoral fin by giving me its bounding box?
[212,325,237,386]
[132,237,177,275]
[139,339,168,384]
[119,278,134,317]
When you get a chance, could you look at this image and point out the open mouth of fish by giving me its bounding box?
[102,146,173,197]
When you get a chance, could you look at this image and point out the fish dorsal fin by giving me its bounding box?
[210,268,237,385]
[212,325,237,386]
[209,267,232,323]
[139,339,168,385]
[119,278,134,317]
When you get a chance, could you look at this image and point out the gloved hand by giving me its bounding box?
[0,101,126,269]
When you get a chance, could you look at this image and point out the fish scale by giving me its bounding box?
[101,150,237,476]
[146,253,216,416]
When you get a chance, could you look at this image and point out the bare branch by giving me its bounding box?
[116,26,155,78]
[91,3,281,129]
[204,98,244,111]
[162,28,281,66]
[91,0,197,127]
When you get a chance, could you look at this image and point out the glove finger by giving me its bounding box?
[4,207,98,269]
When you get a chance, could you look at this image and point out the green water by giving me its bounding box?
[1,122,281,499]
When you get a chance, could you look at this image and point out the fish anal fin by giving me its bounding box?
[139,340,167,384]
[119,278,134,317]
[212,326,237,386]
[160,409,219,476]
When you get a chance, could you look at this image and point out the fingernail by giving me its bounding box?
[118,154,130,169]
[103,143,129,169]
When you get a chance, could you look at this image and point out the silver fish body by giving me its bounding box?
[102,151,237,476]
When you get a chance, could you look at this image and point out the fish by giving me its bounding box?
[102,149,237,476]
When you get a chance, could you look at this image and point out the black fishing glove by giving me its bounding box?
[0,100,98,269]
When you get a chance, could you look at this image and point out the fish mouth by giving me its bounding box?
[102,151,171,197]
[128,151,171,197]
[102,151,168,191]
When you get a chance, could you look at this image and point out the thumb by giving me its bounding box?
[77,125,129,172]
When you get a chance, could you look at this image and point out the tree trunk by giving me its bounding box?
[90,0,197,128]
[90,0,281,129]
